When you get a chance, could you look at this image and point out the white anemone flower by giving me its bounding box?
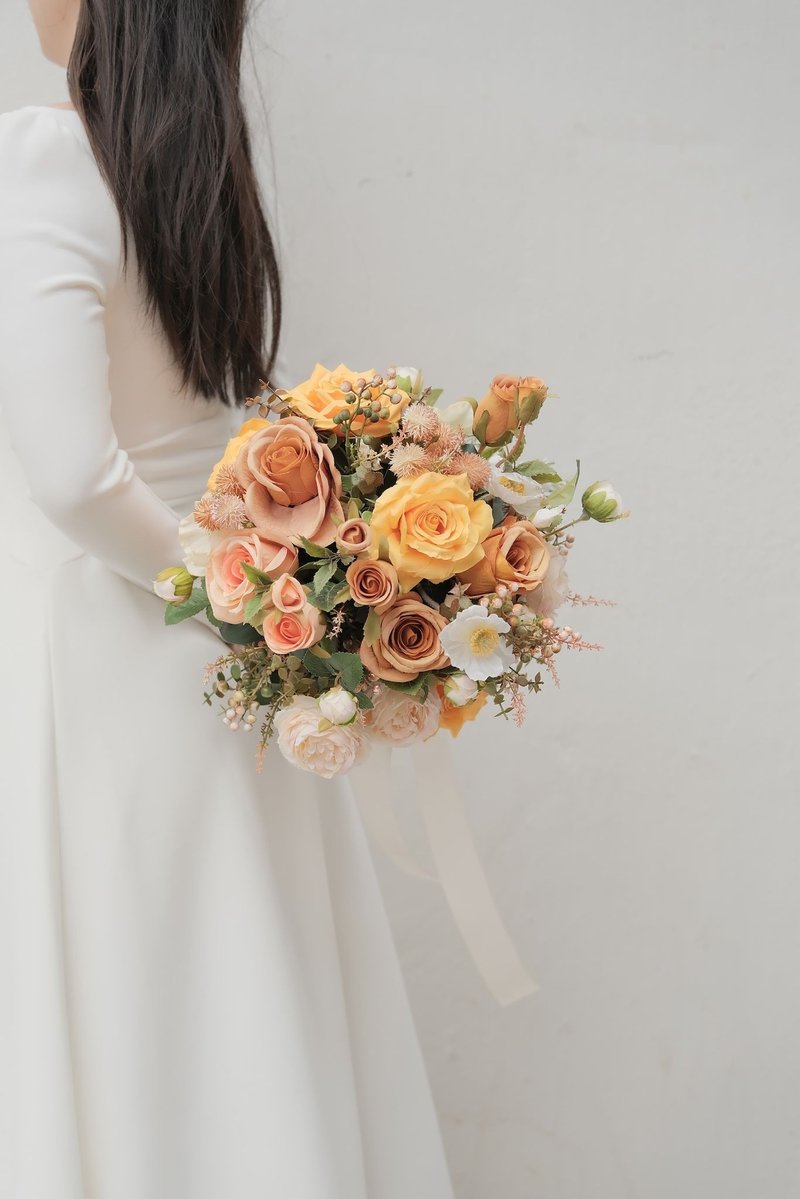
[439,606,514,682]
[486,467,551,519]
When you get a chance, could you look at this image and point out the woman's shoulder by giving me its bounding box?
[0,102,90,162]
[0,104,122,281]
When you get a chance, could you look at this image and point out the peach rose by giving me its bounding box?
[262,604,326,655]
[270,572,306,613]
[234,415,344,547]
[207,418,269,490]
[437,688,487,737]
[285,362,412,438]
[346,559,399,614]
[473,375,548,444]
[368,471,493,592]
[205,530,298,624]
[336,518,371,556]
[359,594,450,682]
[366,687,441,746]
[457,515,550,597]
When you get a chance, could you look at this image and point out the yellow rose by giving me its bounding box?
[286,362,411,438]
[369,471,493,591]
[208,418,269,490]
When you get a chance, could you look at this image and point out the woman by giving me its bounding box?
[0,2,455,1196]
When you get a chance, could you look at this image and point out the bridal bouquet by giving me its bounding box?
[155,364,627,778]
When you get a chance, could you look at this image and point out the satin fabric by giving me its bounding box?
[0,105,454,1199]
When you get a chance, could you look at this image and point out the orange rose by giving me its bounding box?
[336,518,371,556]
[285,362,411,438]
[235,415,344,547]
[359,595,450,682]
[346,559,399,614]
[369,471,493,592]
[473,375,548,444]
[207,417,269,490]
[457,515,550,597]
[437,687,488,736]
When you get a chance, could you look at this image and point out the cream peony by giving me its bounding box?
[275,697,367,778]
[367,687,441,747]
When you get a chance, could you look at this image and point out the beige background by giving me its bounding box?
[2,1,799,1195]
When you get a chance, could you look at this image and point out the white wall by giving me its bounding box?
[3,1,799,1195]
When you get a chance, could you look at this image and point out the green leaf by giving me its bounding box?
[395,374,413,394]
[472,408,490,446]
[363,607,381,646]
[490,497,508,527]
[328,652,364,692]
[241,561,274,587]
[300,650,336,678]
[514,458,562,483]
[204,605,223,628]
[383,672,431,697]
[298,535,332,559]
[164,585,208,625]
[312,559,338,593]
[306,579,346,612]
[217,621,263,645]
[424,387,444,406]
[545,460,581,509]
[243,592,265,624]
[356,691,374,710]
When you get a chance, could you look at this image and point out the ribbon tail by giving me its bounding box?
[410,735,538,1006]
[348,743,437,882]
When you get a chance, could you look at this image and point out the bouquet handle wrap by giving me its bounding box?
[349,738,538,1006]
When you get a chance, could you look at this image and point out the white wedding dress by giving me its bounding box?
[0,104,454,1199]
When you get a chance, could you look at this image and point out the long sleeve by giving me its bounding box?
[0,107,185,595]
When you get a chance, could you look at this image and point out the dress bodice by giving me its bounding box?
[0,105,272,581]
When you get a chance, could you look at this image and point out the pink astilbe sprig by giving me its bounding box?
[510,683,527,727]
[567,592,618,608]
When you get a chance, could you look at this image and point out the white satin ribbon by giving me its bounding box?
[348,736,538,1006]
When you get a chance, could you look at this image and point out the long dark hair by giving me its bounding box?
[66,0,282,407]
